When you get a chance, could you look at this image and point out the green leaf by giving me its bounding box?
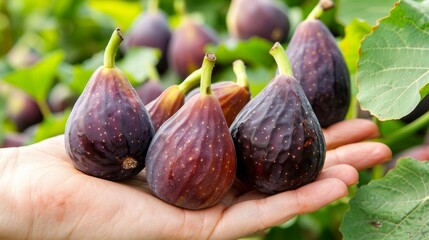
[356,0,429,120]
[3,51,65,102]
[30,111,70,143]
[339,19,372,75]
[207,38,275,67]
[87,0,142,31]
[337,0,398,26]
[0,95,5,145]
[340,158,429,240]
[117,47,160,85]
[58,63,95,95]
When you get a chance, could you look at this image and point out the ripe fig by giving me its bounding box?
[227,0,290,43]
[186,60,251,126]
[146,68,202,132]
[136,79,164,105]
[168,2,218,79]
[3,87,43,132]
[0,133,30,148]
[123,0,171,73]
[65,28,154,181]
[146,53,236,210]
[286,0,350,128]
[48,83,78,113]
[230,43,325,194]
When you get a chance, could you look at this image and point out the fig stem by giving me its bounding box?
[103,28,123,68]
[376,110,429,146]
[174,0,187,17]
[178,68,202,93]
[148,0,159,12]
[200,53,217,96]
[233,60,249,89]
[269,42,293,76]
[306,0,334,20]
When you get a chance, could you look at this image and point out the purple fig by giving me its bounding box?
[65,28,154,181]
[123,0,171,73]
[146,68,202,132]
[146,53,237,210]
[227,0,290,43]
[230,43,325,194]
[5,88,43,132]
[0,133,30,148]
[168,15,218,79]
[186,60,251,126]
[286,0,350,128]
[136,79,164,105]
[48,83,78,113]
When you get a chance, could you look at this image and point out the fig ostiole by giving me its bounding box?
[146,68,202,132]
[230,42,326,194]
[286,0,350,128]
[65,28,154,181]
[146,53,237,210]
[186,59,251,126]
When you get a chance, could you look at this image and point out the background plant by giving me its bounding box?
[0,0,427,239]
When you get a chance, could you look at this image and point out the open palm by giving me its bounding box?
[0,119,391,240]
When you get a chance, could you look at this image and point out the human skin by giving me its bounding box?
[0,119,391,240]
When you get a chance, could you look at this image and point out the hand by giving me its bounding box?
[0,119,391,240]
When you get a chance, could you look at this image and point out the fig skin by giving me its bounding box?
[227,0,290,43]
[146,53,236,210]
[186,81,250,126]
[168,18,218,79]
[65,29,154,181]
[124,10,171,73]
[230,43,325,194]
[186,60,251,126]
[286,18,350,128]
[146,68,201,132]
[136,79,164,105]
[5,90,43,132]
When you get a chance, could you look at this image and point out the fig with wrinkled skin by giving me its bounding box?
[186,60,251,126]
[65,28,154,181]
[146,68,202,132]
[146,53,236,210]
[230,43,325,194]
[227,0,290,43]
[123,0,171,73]
[286,0,350,128]
[168,11,218,79]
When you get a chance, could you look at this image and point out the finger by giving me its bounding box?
[323,119,379,150]
[211,178,348,240]
[324,142,392,170]
[317,164,358,186]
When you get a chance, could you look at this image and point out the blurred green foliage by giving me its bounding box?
[0,0,420,239]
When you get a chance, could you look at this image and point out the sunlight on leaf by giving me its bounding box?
[356,0,429,120]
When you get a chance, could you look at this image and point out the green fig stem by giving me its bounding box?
[269,42,293,76]
[148,0,159,12]
[36,99,52,118]
[174,0,187,17]
[103,28,123,68]
[375,110,429,146]
[233,60,249,89]
[306,0,334,20]
[200,53,217,96]
[178,68,202,93]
